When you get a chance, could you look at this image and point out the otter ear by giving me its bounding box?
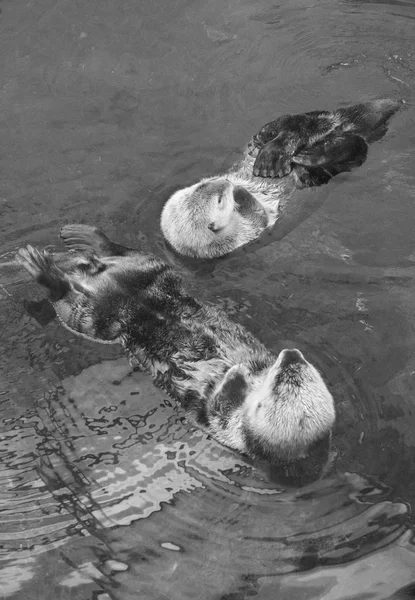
[211,364,250,418]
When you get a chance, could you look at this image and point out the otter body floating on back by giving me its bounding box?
[17,225,335,466]
[161,99,399,258]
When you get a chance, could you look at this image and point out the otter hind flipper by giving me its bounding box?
[252,112,334,179]
[292,165,332,188]
[338,99,401,143]
[253,140,293,179]
[292,132,369,187]
[60,224,133,257]
[17,246,71,302]
[17,245,122,343]
[293,133,368,169]
[252,99,399,180]
[17,245,109,297]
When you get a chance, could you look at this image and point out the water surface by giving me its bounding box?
[1,0,415,598]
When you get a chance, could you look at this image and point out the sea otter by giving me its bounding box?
[161,99,399,258]
[16,224,335,466]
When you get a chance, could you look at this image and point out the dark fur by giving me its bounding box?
[252,99,400,185]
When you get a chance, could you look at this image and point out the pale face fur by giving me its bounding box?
[161,176,252,258]
[243,349,335,460]
[160,151,294,258]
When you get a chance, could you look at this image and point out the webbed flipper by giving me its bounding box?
[292,132,368,187]
[60,224,134,257]
[251,99,399,181]
[17,246,71,302]
[337,99,400,143]
[17,244,121,343]
[252,111,334,178]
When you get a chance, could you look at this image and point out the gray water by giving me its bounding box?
[1,0,415,598]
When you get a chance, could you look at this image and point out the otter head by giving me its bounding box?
[243,349,335,462]
[161,177,241,258]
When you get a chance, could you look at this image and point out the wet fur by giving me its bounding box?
[161,99,399,258]
[17,225,335,465]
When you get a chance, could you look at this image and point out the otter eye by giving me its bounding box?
[218,196,222,205]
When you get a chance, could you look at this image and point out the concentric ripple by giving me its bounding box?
[1,0,415,597]
[0,353,410,598]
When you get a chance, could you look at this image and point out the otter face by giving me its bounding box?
[161,177,239,258]
[195,178,235,232]
[243,349,335,461]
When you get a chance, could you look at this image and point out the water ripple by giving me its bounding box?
[1,0,415,596]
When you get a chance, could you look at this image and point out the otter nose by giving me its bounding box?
[279,349,306,368]
[208,222,219,232]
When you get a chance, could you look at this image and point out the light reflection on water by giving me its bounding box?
[1,0,415,597]
[0,340,413,598]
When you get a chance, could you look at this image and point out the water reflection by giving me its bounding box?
[1,0,415,596]
[0,352,412,598]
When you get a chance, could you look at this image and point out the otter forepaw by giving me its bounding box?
[217,364,251,398]
[224,363,251,381]
[253,141,292,178]
[212,364,251,416]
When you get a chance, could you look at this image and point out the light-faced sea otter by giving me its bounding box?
[161,99,399,258]
[16,224,335,467]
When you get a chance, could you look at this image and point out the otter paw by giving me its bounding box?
[247,138,260,158]
[17,245,54,279]
[253,142,292,178]
[60,224,108,254]
[223,363,251,383]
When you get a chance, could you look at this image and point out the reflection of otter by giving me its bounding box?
[161,99,399,258]
[17,225,335,465]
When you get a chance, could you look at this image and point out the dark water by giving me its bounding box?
[1,0,415,598]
